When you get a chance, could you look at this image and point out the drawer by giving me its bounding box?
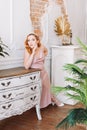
[0,99,25,120]
[0,93,41,120]
[0,82,41,102]
[0,72,40,90]
[24,93,41,106]
[0,99,24,114]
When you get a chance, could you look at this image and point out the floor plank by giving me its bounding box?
[0,103,86,130]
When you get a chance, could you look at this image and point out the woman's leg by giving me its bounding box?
[51,94,64,107]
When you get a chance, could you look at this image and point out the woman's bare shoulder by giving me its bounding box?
[40,44,47,49]
[40,44,48,55]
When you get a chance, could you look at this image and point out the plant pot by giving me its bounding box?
[61,35,72,45]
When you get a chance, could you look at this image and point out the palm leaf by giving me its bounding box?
[64,64,87,79]
[66,93,86,105]
[3,51,9,56]
[64,64,84,77]
[0,37,9,57]
[51,86,66,95]
[77,37,87,55]
[75,59,87,64]
[56,108,87,129]
[65,87,85,98]
[52,85,87,106]
[52,38,87,129]
[0,53,5,57]
[0,42,9,48]
[65,77,83,85]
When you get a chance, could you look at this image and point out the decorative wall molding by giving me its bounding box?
[10,0,13,46]
[0,58,23,70]
[0,0,32,70]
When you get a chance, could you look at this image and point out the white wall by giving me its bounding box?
[41,0,61,77]
[0,0,86,73]
[41,0,86,77]
[41,0,61,47]
[0,0,32,70]
[41,0,86,47]
[65,0,86,44]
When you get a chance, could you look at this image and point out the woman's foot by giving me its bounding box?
[52,101,64,107]
[58,102,64,107]
[51,95,64,107]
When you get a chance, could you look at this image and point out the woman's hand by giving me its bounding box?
[32,45,37,54]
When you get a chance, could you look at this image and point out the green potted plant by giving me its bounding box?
[0,37,9,57]
[52,38,87,129]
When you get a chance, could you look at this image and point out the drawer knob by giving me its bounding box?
[1,83,5,86]
[30,96,36,101]
[30,76,36,80]
[2,93,12,99]
[31,86,37,91]
[2,104,12,109]
[1,81,11,87]
[7,81,11,86]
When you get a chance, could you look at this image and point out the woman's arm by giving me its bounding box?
[24,49,35,69]
[42,45,48,56]
[44,46,48,56]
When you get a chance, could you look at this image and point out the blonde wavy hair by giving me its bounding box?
[24,33,41,54]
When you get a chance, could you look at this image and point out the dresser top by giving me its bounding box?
[0,67,41,78]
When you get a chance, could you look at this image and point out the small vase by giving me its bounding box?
[61,35,71,46]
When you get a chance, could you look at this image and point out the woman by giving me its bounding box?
[24,33,64,108]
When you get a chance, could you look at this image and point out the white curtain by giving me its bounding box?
[65,0,86,44]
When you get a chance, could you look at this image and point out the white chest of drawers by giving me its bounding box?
[0,67,42,120]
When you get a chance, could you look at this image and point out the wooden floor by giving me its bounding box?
[0,103,86,130]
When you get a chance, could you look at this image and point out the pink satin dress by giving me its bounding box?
[30,49,51,108]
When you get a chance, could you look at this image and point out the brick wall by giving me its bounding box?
[30,0,67,36]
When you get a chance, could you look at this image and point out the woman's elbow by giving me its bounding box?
[24,63,29,70]
[25,66,29,70]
